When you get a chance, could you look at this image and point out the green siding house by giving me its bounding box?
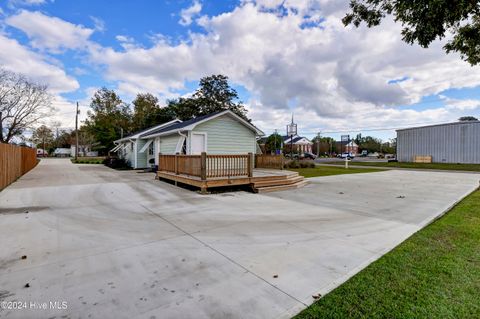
[113,110,264,169]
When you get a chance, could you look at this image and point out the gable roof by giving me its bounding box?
[114,119,182,143]
[283,135,312,144]
[141,110,264,138]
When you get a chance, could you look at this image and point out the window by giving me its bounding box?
[148,142,154,155]
[130,142,134,151]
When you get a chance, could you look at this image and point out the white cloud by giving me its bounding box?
[7,0,51,7]
[179,0,202,26]
[85,0,480,138]
[6,10,94,53]
[90,16,105,32]
[443,97,480,111]
[0,34,78,93]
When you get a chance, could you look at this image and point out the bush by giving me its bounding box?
[284,160,315,169]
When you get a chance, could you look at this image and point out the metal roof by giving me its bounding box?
[396,120,480,132]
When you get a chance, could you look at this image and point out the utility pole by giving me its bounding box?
[316,132,321,157]
[75,102,79,160]
[274,129,278,155]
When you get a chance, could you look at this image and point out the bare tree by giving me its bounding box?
[0,69,53,143]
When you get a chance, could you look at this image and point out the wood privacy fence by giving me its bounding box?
[0,143,37,190]
[255,154,284,169]
[159,153,253,180]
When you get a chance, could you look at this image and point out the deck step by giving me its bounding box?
[253,175,304,188]
[254,180,309,193]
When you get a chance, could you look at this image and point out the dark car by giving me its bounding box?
[303,152,317,160]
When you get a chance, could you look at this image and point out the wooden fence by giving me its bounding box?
[255,154,284,169]
[159,153,252,180]
[0,143,37,190]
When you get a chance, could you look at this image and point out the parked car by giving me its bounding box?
[338,152,355,159]
[303,152,317,160]
[359,150,368,157]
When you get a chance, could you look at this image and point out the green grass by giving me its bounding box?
[70,156,105,164]
[295,189,480,319]
[324,161,480,172]
[291,166,383,178]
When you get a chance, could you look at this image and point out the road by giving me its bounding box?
[0,159,478,318]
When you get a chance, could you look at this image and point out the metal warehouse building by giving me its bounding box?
[396,121,480,164]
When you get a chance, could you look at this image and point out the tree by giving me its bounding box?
[459,116,478,121]
[31,125,54,152]
[356,135,383,153]
[169,74,249,121]
[0,69,52,143]
[264,132,283,154]
[132,93,175,131]
[343,1,480,65]
[84,88,132,153]
[312,136,336,155]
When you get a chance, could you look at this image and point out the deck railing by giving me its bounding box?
[159,152,253,180]
[255,154,284,169]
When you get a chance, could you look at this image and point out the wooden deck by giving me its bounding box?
[157,168,307,193]
[156,153,306,193]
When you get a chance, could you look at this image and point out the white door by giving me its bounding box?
[191,133,206,155]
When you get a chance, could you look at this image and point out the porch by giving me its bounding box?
[156,153,307,193]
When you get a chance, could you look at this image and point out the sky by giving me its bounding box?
[1,0,480,142]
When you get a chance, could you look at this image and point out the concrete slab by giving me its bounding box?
[0,159,478,318]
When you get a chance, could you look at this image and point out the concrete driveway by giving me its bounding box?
[0,159,478,319]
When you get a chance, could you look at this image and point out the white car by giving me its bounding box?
[338,152,355,159]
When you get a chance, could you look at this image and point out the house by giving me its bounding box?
[397,121,480,163]
[113,110,264,169]
[71,145,98,157]
[112,119,181,169]
[54,148,71,157]
[336,140,359,155]
[282,135,313,154]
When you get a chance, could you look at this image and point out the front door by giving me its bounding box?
[191,133,206,155]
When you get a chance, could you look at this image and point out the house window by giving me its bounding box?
[148,142,154,155]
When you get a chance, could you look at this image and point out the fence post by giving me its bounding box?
[200,152,207,181]
[175,152,179,175]
[247,153,253,177]
[158,153,162,171]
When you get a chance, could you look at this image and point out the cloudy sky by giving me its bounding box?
[1,0,479,141]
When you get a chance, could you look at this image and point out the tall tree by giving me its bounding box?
[0,69,52,143]
[84,88,131,153]
[31,125,54,151]
[132,93,175,131]
[264,132,283,154]
[343,1,480,65]
[169,74,249,120]
[459,116,478,121]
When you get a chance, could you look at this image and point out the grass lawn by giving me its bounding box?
[290,166,383,178]
[71,156,105,164]
[325,161,480,172]
[295,189,480,319]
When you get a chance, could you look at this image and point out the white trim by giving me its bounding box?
[175,136,186,153]
[110,144,122,152]
[114,119,182,143]
[189,132,207,155]
[139,139,153,153]
[134,141,138,168]
[142,110,264,139]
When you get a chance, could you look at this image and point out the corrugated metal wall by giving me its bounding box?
[397,122,480,163]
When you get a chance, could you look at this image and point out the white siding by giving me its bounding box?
[159,135,181,154]
[192,114,256,154]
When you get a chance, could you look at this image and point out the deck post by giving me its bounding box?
[175,152,179,175]
[200,152,207,181]
[247,152,253,177]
